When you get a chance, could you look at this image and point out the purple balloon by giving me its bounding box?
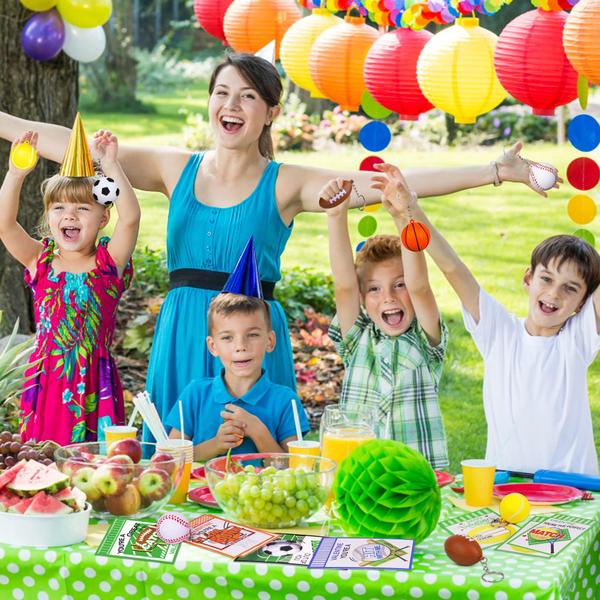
[21,9,65,62]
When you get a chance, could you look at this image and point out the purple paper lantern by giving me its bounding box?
[21,9,65,62]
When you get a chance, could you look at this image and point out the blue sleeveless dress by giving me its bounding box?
[144,153,295,445]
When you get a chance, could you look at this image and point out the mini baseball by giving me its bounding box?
[156,512,191,544]
[499,492,530,524]
[529,163,557,191]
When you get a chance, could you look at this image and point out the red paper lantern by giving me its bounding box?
[494,9,578,116]
[401,220,430,252]
[193,0,235,43]
[364,28,434,121]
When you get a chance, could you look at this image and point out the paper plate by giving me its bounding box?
[435,471,455,487]
[188,486,219,509]
[493,483,583,505]
[191,466,206,480]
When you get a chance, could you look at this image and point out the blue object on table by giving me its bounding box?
[533,469,600,491]
[494,471,510,484]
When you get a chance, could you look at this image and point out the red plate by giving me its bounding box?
[191,466,206,480]
[493,483,583,505]
[188,486,219,509]
[435,471,455,487]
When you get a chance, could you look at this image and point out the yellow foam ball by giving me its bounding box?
[10,143,38,171]
[499,492,530,523]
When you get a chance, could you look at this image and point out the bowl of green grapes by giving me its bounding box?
[205,453,336,529]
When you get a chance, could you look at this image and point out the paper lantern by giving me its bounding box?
[417,17,506,124]
[333,439,441,543]
[309,15,379,111]
[494,9,577,116]
[563,0,600,86]
[364,28,434,121]
[280,9,342,98]
[193,0,235,43]
[223,0,301,59]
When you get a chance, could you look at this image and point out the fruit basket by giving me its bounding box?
[205,453,336,529]
[54,441,184,519]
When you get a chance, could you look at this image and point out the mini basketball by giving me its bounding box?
[401,220,430,252]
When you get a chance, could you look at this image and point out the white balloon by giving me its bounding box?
[62,23,106,63]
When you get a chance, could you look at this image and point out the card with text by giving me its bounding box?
[236,534,322,565]
[442,508,520,548]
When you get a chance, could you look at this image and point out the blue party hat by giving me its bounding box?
[222,237,263,299]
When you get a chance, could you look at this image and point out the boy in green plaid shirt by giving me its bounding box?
[320,163,449,469]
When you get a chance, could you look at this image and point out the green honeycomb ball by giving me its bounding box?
[333,439,441,544]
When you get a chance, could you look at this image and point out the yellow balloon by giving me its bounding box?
[568,194,597,225]
[57,0,112,28]
[10,143,38,171]
[20,0,57,10]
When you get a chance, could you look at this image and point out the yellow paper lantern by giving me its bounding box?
[280,9,342,98]
[223,0,301,59]
[563,0,600,86]
[416,17,506,124]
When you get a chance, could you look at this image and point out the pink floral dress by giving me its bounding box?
[20,237,132,445]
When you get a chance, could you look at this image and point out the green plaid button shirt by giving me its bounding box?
[328,308,449,469]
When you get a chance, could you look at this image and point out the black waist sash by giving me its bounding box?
[169,268,276,301]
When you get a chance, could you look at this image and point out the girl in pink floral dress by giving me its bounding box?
[0,129,140,445]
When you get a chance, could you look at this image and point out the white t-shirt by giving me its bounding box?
[462,289,600,475]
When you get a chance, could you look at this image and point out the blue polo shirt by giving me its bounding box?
[165,370,310,455]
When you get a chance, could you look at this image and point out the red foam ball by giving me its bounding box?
[401,220,430,252]
[444,535,483,566]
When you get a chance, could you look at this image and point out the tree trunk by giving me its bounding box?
[0,2,78,336]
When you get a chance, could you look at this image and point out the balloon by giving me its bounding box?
[20,0,57,9]
[56,0,112,28]
[21,9,64,62]
[62,23,106,62]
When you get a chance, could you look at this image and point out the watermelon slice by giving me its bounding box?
[0,490,21,510]
[25,492,72,515]
[0,460,27,490]
[9,497,35,514]
[8,460,69,497]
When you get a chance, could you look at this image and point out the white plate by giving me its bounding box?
[0,503,91,547]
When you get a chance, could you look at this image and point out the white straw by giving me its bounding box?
[291,399,303,442]
[127,406,138,428]
[178,400,184,442]
[133,391,169,446]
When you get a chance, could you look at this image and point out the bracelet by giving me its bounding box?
[490,161,502,187]
[351,182,367,211]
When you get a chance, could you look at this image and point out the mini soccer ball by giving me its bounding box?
[92,175,120,206]
[261,540,302,557]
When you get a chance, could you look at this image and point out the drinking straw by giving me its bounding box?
[291,398,303,442]
[127,406,138,428]
[178,400,184,442]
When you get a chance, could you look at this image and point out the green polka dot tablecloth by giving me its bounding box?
[1,487,599,600]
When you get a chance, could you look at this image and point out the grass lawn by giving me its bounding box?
[85,89,600,473]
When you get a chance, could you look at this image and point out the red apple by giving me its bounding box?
[137,468,171,502]
[62,456,91,477]
[107,439,142,464]
[105,484,142,516]
[92,464,131,497]
[72,466,102,502]
[149,452,177,476]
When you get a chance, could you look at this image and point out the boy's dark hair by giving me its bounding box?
[354,235,403,285]
[531,235,600,299]
[208,53,282,161]
[207,293,272,334]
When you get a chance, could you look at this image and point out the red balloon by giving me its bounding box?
[360,156,384,171]
[401,220,430,252]
[567,157,600,191]
[193,0,235,43]
[494,9,578,116]
[364,28,434,121]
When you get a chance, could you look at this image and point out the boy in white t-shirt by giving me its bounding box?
[409,196,600,475]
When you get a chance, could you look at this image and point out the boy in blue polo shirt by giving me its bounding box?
[166,288,309,460]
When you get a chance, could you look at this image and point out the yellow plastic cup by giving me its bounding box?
[461,459,496,507]
[157,439,194,504]
[104,425,137,446]
[288,440,320,469]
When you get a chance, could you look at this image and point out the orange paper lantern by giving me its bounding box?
[401,220,430,252]
[223,0,301,59]
[309,15,379,112]
[563,0,600,86]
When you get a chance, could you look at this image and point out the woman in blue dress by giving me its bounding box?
[0,53,554,442]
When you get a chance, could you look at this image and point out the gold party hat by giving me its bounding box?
[59,113,94,177]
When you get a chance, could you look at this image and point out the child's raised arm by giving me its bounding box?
[0,131,43,272]
[93,130,141,276]
[372,163,441,345]
[322,178,361,336]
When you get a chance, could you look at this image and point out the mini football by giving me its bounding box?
[319,179,352,209]
[444,534,483,566]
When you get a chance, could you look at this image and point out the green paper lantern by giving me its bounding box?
[333,439,441,544]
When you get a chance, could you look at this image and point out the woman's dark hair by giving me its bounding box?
[208,53,283,160]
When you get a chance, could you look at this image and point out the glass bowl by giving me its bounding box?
[54,441,184,519]
[205,452,336,529]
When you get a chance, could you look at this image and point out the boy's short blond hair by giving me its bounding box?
[355,235,403,287]
[207,293,272,334]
